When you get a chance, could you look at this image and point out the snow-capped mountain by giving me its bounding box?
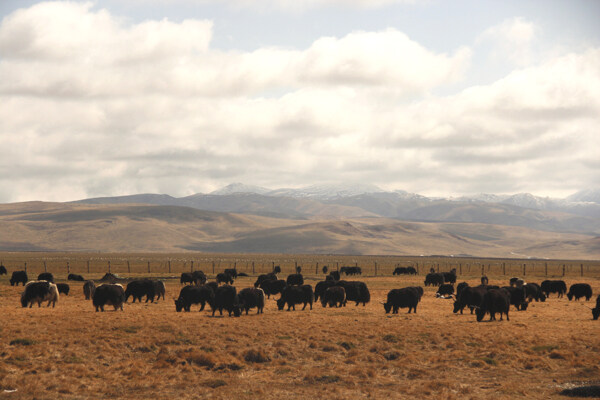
[566,188,600,204]
[210,183,271,195]
[267,183,386,200]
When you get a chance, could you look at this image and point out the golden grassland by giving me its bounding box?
[0,255,599,399]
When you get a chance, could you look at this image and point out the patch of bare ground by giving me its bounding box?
[0,269,599,399]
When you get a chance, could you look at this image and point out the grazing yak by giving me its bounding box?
[340,266,361,276]
[541,280,567,298]
[174,284,215,312]
[277,285,314,311]
[180,272,195,285]
[383,287,421,314]
[286,273,304,286]
[0,264,6,275]
[335,280,370,306]
[321,286,346,308]
[314,280,338,302]
[524,283,546,302]
[424,273,445,287]
[592,295,600,320]
[10,271,28,286]
[254,273,277,288]
[393,266,417,275]
[476,288,510,322]
[567,283,593,301]
[216,272,234,285]
[125,280,156,303]
[56,283,70,296]
[68,273,85,281]
[238,288,265,315]
[322,265,328,274]
[454,285,487,314]
[21,281,59,308]
[259,279,287,299]
[93,284,125,312]
[436,284,454,297]
[502,286,528,311]
[37,272,54,282]
[83,280,96,300]
[211,285,240,317]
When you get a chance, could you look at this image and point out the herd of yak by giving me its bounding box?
[1,263,599,321]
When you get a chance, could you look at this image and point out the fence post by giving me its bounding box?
[459,263,462,275]
[523,263,526,276]
[336,262,339,271]
[562,264,566,276]
[374,261,378,276]
[481,264,484,276]
[24,262,27,273]
[212,261,215,274]
[127,260,130,273]
[415,262,419,275]
[252,261,255,274]
[315,262,318,275]
[580,264,583,277]
[502,262,506,275]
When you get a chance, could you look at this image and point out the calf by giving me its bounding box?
[436,284,454,297]
[383,287,421,314]
[314,280,337,302]
[211,285,240,317]
[238,288,265,315]
[454,286,487,314]
[277,285,314,311]
[125,280,156,303]
[216,272,234,285]
[83,280,96,300]
[476,289,510,322]
[21,281,59,308]
[56,283,70,296]
[541,280,567,298]
[321,286,346,308]
[68,273,85,281]
[37,272,54,282]
[567,283,593,301]
[174,284,215,312]
[259,279,287,299]
[10,270,28,286]
[93,284,125,312]
[286,273,304,286]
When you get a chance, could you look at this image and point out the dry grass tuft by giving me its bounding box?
[183,350,217,368]
[243,348,271,363]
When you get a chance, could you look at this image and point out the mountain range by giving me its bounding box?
[0,184,597,257]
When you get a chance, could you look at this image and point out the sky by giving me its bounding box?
[0,0,599,202]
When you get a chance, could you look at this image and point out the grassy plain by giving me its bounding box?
[0,254,599,399]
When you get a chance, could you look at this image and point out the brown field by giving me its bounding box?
[1,253,599,399]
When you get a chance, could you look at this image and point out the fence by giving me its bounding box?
[0,253,598,279]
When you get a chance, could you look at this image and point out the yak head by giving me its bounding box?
[520,301,529,311]
[276,297,286,311]
[383,302,392,314]
[174,298,184,312]
[567,293,574,301]
[475,307,486,322]
[452,301,461,314]
[593,308,600,321]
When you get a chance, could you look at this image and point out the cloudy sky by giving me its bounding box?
[0,0,599,202]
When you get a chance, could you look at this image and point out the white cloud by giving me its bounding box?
[0,2,598,202]
[477,17,538,66]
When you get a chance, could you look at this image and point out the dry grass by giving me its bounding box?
[0,256,599,399]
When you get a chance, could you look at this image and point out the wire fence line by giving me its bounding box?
[0,253,598,279]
